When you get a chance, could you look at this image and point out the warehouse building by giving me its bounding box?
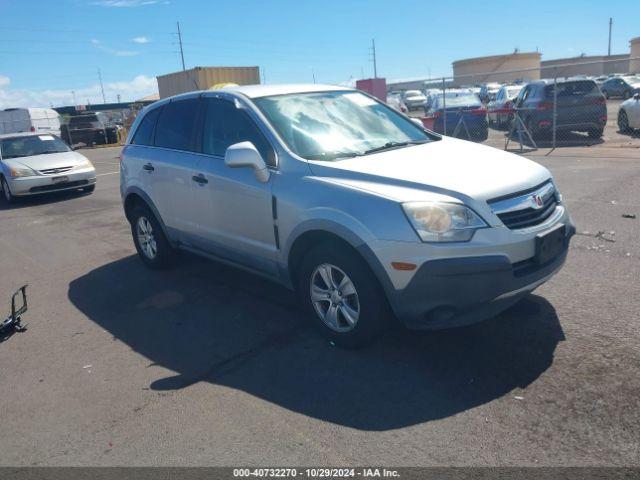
[540,54,629,78]
[631,37,640,73]
[452,52,541,85]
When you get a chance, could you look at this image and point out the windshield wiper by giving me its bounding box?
[363,140,427,155]
[306,150,363,161]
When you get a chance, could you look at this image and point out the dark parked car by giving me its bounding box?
[600,76,640,99]
[426,91,488,141]
[61,112,118,147]
[511,79,606,139]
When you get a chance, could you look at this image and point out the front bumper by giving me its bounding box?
[8,168,96,196]
[376,216,575,330]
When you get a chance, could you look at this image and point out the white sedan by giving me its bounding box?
[0,132,96,203]
[618,93,640,132]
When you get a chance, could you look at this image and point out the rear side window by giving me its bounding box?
[545,81,596,97]
[131,107,161,146]
[201,98,275,166]
[154,98,200,151]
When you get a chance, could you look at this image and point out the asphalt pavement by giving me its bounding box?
[0,144,638,466]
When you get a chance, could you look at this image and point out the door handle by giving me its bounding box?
[143,163,154,172]
[192,174,208,185]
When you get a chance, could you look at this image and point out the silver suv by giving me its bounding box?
[121,84,575,347]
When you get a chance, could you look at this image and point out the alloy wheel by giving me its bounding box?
[136,216,157,259]
[310,263,360,333]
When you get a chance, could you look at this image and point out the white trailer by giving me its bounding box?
[0,108,62,137]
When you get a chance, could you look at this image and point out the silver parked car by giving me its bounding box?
[0,132,96,203]
[121,84,575,347]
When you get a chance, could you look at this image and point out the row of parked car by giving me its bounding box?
[387,73,640,142]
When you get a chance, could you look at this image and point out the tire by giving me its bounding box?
[82,184,96,194]
[1,176,14,204]
[618,110,631,132]
[298,243,389,349]
[129,205,174,269]
[588,128,604,139]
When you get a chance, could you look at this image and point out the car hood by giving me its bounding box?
[6,151,89,171]
[307,136,551,202]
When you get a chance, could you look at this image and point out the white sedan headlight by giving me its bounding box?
[9,166,37,178]
[402,202,487,242]
[73,158,94,170]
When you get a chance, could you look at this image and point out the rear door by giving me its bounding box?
[147,97,203,244]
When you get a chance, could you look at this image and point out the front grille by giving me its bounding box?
[489,181,558,230]
[39,166,73,175]
[29,180,88,193]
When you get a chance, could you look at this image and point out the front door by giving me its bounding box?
[191,97,278,275]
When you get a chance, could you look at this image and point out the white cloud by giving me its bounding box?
[91,38,139,57]
[93,0,161,6]
[0,75,158,108]
[132,36,149,44]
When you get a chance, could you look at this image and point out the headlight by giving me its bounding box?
[9,166,36,178]
[73,158,94,170]
[402,202,488,242]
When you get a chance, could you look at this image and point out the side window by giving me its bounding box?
[201,98,276,167]
[154,98,200,151]
[131,107,161,146]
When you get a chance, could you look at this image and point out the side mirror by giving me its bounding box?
[634,93,640,100]
[411,118,424,127]
[224,141,270,183]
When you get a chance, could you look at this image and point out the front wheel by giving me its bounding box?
[1,176,14,204]
[618,110,631,132]
[130,205,174,269]
[299,244,389,348]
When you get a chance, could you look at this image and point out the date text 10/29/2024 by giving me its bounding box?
[233,468,400,478]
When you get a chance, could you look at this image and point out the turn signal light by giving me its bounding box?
[391,262,417,271]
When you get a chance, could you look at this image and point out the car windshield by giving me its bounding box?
[253,90,432,161]
[436,93,481,107]
[506,87,523,99]
[0,135,70,159]
[545,81,596,97]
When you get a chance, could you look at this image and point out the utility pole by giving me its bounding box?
[177,21,186,71]
[98,69,106,104]
[311,67,316,84]
[71,90,77,106]
[371,39,378,78]
[608,17,613,56]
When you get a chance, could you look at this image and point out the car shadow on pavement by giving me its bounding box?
[0,189,92,211]
[506,131,605,148]
[68,254,565,431]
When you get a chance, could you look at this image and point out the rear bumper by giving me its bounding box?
[388,223,575,330]
[8,169,96,196]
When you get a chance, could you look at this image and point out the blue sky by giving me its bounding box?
[0,0,638,107]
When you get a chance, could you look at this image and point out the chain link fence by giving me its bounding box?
[392,56,640,152]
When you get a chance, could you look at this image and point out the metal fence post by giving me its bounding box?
[552,67,558,149]
[442,77,447,136]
